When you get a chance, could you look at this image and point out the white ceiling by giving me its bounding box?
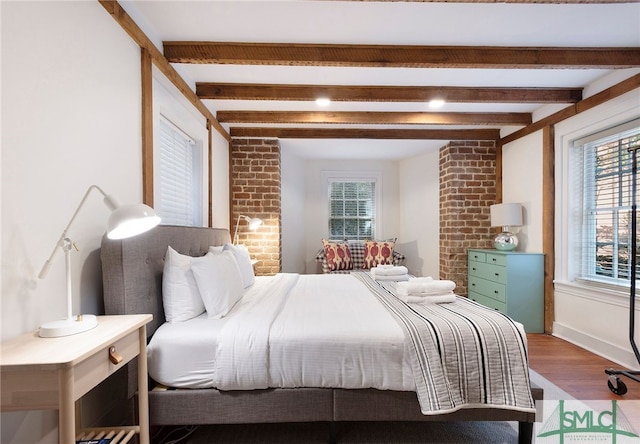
[121,1,640,160]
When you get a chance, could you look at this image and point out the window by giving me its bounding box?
[328,180,376,240]
[574,120,640,286]
[155,116,203,226]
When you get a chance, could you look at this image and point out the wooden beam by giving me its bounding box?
[500,73,640,145]
[495,144,503,204]
[141,47,154,207]
[98,1,230,141]
[229,127,500,140]
[197,83,582,104]
[207,120,213,228]
[218,111,531,126]
[164,42,640,69]
[542,125,555,335]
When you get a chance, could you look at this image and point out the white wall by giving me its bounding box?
[1,3,141,442]
[281,148,306,273]
[502,131,544,253]
[399,148,441,278]
[1,2,230,442]
[211,130,230,229]
[301,159,400,273]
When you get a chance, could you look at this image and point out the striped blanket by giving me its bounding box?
[353,272,535,415]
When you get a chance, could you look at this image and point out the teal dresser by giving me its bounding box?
[467,249,544,333]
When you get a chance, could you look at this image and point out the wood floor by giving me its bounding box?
[527,333,640,400]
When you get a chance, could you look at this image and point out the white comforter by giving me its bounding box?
[147,273,415,390]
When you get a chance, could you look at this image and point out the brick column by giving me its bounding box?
[439,141,496,296]
[230,138,281,275]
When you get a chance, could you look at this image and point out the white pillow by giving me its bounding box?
[190,250,244,319]
[223,244,255,288]
[208,245,224,255]
[162,246,206,323]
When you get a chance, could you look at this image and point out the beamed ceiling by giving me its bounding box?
[119,0,640,159]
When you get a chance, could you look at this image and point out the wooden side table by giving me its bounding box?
[0,314,152,444]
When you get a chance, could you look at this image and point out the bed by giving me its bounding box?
[100,225,542,444]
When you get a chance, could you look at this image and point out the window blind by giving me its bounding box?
[156,117,202,226]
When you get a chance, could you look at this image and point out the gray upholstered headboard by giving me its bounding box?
[101,225,231,337]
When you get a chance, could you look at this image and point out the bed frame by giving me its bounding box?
[100,225,542,444]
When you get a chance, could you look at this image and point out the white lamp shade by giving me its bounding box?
[490,203,523,228]
[247,217,263,231]
[106,204,161,239]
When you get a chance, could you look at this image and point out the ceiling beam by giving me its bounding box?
[217,111,532,126]
[197,83,582,104]
[230,127,501,140]
[164,42,640,69]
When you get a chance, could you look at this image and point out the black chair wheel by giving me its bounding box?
[607,376,628,395]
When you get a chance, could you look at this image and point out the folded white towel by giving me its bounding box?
[374,274,410,282]
[397,278,456,296]
[403,276,434,284]
[398,293,456,304]
[396,286,455,298]
[371,265,409,276]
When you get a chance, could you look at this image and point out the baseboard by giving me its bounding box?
[552,322,640,371]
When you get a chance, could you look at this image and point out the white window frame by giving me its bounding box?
[571,119,640,289]
[152,70,208,227]
[321,170,382,240]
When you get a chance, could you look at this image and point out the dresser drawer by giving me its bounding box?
[468,262,507,285]
[468,291,506,313]
[468,251,486,263]
[485,252,507,267]
[468,276,506,303]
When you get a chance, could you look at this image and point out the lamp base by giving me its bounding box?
[494,231,518,251]
[39,314,98,338]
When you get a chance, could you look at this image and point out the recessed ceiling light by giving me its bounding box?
[429,99,445,109]
[316,97,331,107]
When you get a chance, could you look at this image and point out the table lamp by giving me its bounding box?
[490,203,523,251]
[233,215,263,245]
[38,185,161,337]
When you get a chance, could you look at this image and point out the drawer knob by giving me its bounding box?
[109,346,123,365]
[472,267,476,271]
[492,258,497,262]
[494,273,499,277]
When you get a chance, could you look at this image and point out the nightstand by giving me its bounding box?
[0,314,152,444]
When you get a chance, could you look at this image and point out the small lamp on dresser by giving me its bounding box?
[490,202,523,251]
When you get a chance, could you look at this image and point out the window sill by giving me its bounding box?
[554,279,638,308]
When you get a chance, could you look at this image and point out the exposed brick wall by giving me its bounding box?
[230,138,281,275]
[439,141,496,296]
